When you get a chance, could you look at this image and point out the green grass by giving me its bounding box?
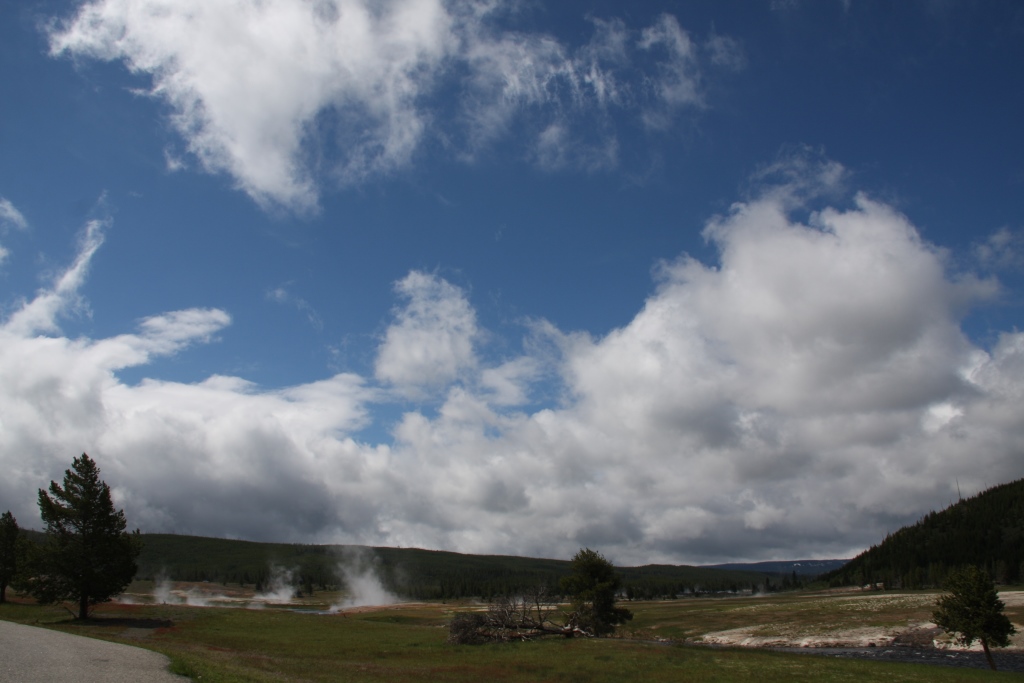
[2,593,1022,682]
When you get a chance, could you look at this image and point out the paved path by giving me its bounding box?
[0,619,187,682]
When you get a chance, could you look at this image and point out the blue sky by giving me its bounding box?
[1,0,1023,565]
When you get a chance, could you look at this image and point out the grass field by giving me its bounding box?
[2,586,1023,682]
[627,589,1024,648]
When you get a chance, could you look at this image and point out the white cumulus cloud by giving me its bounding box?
[375,271,479,395]
[0,221,377,543]
[4,160,1023,565]
[48,2,728,210]
[359,161,1020,564]
[49,0,459,211]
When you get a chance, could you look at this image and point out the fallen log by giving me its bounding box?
[448,594,594,644]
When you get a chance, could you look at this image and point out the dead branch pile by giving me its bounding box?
[447,592,592,644]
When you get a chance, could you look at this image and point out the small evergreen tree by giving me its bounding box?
[0,511,20,603]
[31,454,142,619]
[933,566,1017,671]
[560,548,633,636]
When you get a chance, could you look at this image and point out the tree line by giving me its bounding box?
[133,534,779,601]
[822,478,1024,589]
[3,455,787,613]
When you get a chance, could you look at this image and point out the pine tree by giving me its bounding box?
[933,566,1017,671]
[0,511,20,603]
[560,548,633,636]
[31,454,142,619]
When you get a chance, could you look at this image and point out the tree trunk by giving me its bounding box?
[79,593,89,620]
[981,638,997,671]
[0,581,7,603]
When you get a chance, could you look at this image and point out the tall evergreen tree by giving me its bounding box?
[31,454,142,619]
[0,510,19,603]
[933,566,1017,671]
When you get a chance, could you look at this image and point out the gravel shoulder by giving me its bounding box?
[0,619,187,683]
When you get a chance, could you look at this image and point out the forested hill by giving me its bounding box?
[822,478,1024,589]
[133,534,773,600]
[707,559,848,576]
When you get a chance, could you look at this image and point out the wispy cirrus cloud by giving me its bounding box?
[3,219,105,336]
[48,2,737,211]
[0,197,28,232]
[267,285,324,331]
[0,196,29,266]
[974,227,1024,271]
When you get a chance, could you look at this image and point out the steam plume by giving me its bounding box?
[329,548,399,612]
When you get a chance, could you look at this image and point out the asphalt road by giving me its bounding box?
[0,619,187,682]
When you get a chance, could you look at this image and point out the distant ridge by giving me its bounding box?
[706,559,848,576]
[132,533,778,600]
[822,478,1024,588]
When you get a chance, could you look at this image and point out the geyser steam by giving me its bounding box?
[253,565,297,604]
[330,548,399,612]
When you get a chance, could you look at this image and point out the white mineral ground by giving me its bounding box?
[696,591,1024,651]
[117,581,423,613]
